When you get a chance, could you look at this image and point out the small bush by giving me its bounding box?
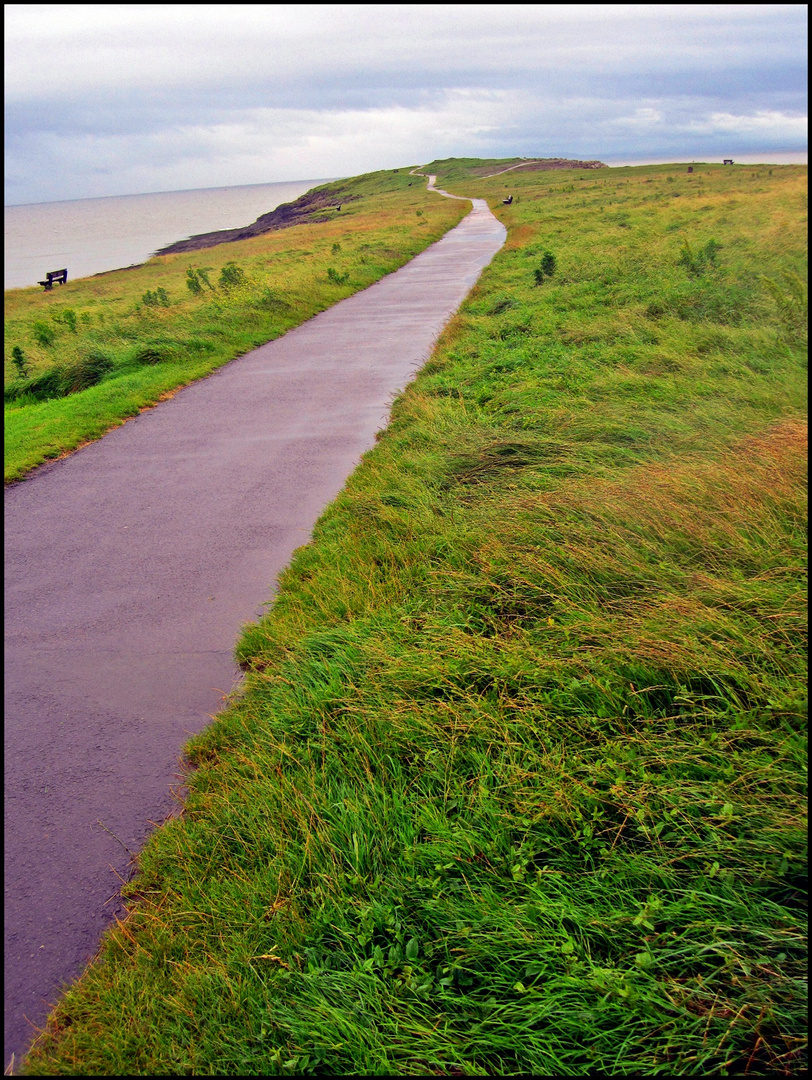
[185,269,203,295]
[326,267,350,285]
[219,262,246,289]
[52,308,78,332]
[11,346,30,377]
[32,320,55,347]
[534,252,557,286]
[142,288,170,307]
[677,238,722,277]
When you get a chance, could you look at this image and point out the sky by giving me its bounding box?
[4,3,808,205]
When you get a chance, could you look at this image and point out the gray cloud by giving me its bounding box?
[5,4,807,204]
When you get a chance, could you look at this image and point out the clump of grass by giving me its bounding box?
[5,350,114,403]
[21,161,807,1076]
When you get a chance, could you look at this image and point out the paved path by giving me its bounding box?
[4,182,505,1068]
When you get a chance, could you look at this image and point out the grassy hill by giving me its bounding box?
[20,159,807,1075]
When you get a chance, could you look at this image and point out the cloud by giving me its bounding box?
[686,109,808,140]
[4,4,807,203]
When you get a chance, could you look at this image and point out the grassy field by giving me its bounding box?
[4,168,467,483]
[20,160,807,1076]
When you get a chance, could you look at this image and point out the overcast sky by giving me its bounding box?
[4,4,808,205]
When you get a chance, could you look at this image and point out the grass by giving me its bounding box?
[19,159,807,1076]
[4,168,468,483]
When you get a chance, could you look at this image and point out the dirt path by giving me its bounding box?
[3,180,505,1070]
[477,160,543,178]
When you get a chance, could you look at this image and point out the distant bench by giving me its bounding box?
[38,269,67,290]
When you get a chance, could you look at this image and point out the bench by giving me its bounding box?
[723,159,734,165]
[502,195,513,205]
[38,269,68,290]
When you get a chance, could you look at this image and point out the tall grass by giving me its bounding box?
[21,161,807,1076]
[4,169,467,482]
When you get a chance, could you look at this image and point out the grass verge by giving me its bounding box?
[4,169,467,483]
[20,160,807,1076]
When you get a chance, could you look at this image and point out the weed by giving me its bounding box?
[11,346,29,378]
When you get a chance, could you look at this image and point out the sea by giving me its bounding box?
[4,178,339,291]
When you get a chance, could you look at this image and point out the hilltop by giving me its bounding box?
[155,158,607,255]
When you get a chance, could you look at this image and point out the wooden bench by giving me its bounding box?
[502,195,513,205]
[38,269,68,290]
[723,159,734,165]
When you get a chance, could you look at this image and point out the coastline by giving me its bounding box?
[153,182,354,255]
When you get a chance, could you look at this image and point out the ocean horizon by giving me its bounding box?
[4,177,340,291]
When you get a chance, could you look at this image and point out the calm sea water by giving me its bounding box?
[4,179,338,291]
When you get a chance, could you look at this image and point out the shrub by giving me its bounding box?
[218,262,246,289]
[11,346,30,377]
[142,288,170,307]
[534,252,557,286]
[677,238,722,277]
[32,320,55,347]
[185,269,203,295]
[52,308,78,332]
[326,267,350,285]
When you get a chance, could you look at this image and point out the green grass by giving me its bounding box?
[20,160,807,1076]
[4,169,468,483]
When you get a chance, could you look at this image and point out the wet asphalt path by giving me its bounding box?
[4,184,505,1067]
